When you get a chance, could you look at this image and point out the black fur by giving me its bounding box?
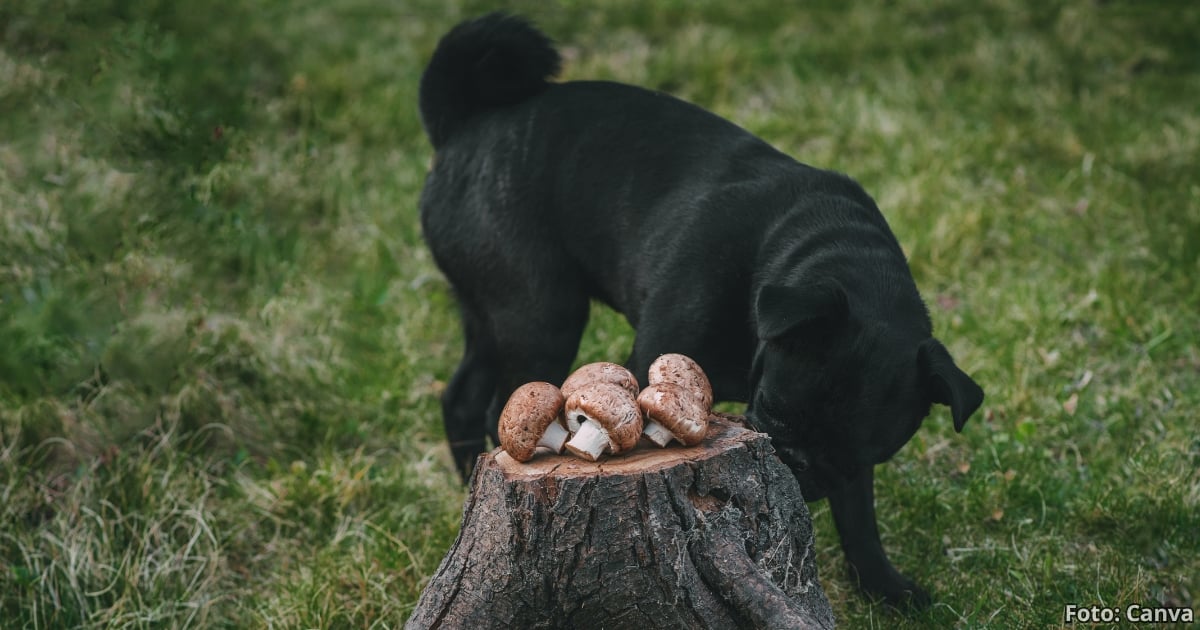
[418,12,984,609]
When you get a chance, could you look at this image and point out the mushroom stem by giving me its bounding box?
[565,415,581,433]
[565,419,612,461]
[536,420,570,454]
[642,419,675,447]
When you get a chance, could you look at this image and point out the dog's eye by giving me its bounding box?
[753,399,801,445]
[755,391,783,415]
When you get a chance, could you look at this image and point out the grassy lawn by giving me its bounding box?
[1,1,1196,627]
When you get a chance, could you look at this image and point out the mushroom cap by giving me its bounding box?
[498,382,566,462]
[647,354,713,409]
[563,383,643,454]
[637,382,710,446]
[561,362,639,400]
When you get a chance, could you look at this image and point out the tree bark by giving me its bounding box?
[407,415,835,629]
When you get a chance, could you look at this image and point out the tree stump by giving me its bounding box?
[406,415,835,629]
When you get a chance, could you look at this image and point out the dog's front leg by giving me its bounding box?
[827,466,931,609]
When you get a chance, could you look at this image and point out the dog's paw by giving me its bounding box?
[855,569,932,611]
[883,581,931,611]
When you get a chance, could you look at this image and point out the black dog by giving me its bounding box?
[418,13,984,609]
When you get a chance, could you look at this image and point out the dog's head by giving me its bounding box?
[747,280,984,500]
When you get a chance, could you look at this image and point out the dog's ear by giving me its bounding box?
[918,338,984,433]
[756,281,850,342]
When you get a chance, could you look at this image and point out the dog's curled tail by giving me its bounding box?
[419,12,561,148]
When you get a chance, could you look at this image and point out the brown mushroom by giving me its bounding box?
[647,353,713,408]
[498,382,569,462]
[559,362,639,431]
[637,382,709,446]
[562,383,643,461]
[641,354,713,446]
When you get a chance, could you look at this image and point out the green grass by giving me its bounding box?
[1,1,1196,627]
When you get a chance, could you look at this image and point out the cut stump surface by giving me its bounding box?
[407,415,835,629]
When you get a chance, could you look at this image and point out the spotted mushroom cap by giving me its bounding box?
[563,383,644,454]
[498,382,566,462]
[647,353,713,409]
[561,362,639,400]
[637,382,710,446]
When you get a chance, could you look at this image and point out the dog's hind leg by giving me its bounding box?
[482,289,591,442]
[443,280,590,481]
[442,306,500,481]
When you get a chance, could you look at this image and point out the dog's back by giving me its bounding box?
[418,13,893,318]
